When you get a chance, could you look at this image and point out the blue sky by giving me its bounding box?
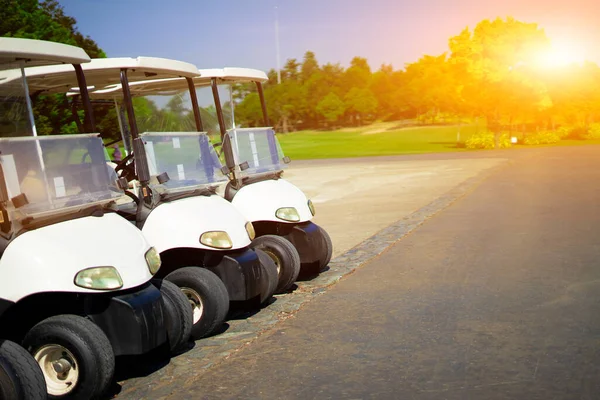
[58,0,600,72]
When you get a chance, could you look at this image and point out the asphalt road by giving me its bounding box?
[166,145,600,399]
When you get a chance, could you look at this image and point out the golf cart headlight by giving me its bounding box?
[74,267,123,290]
[276,207,300,222]
[145,247,161,275]
[308,199,316,216]
[200,231,233,249]
[245,222,256,241]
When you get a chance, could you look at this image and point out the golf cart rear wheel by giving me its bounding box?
[251,235,300,293]
[0,340,46,400]
[318,227,333,272]
[23,315,115,400]
[165,267,229,339]
[255,249,279,304]
[156,279,193,353]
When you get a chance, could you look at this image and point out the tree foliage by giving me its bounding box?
[233,17,600,140]
[1,0,109,139]
[3,5,600,145]
[316,92,346,123]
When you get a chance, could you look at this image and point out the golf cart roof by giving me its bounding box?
[212,67,268,84]
[0,57,200,95]
[85,67,269,99]
[0,37,90,67]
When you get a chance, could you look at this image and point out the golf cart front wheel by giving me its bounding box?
[23,314,115,400]
[165,267,229,339]
[255,249,279,304]
[318,227,333,272]
[0,340,46,400]
[156,279,193,353]
[251,235,300,293]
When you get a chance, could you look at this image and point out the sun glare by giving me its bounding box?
[537,39,586,69]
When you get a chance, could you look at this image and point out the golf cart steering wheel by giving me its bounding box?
[114,153,136,182]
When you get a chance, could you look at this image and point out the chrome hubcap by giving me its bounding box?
[181,287,204,324]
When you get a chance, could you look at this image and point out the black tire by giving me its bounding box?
[0,340,46,400]
[318,226,333,272]
[255,249,279,304]
[251,235,301,293]
[23,315,115,400]
[156,279,193,353]
[165,267,229,339]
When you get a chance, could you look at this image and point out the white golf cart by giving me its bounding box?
[0,38,192,399]
[202,68,332,276]
[87,72,305,294]
[30,57,279,339]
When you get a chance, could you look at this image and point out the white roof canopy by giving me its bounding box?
[0,37,90,67]
[86,67,269,99]
[212,67,268,84]
[0,56,200,95]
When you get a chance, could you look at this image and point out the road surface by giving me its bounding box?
[151,145,600,399]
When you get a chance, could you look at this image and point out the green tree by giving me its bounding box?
[234,92,264,128]
[344,87,378,125]
[0,0,105,57]
[448,17,551,145]
[265,80,306,133]
[300,51,319,83]
[403,54,463,123]
[1,0,109,138]
[282,58,301,82]
[304,63,345,128]
[316,92,346,125]
[344,57,372,90]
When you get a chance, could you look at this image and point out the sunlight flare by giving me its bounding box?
[536,38,586,68]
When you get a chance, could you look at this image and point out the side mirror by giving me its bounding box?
[282,156,291,164]
[239,161,249,171]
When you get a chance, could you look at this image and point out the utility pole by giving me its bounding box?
[275,4,281,84]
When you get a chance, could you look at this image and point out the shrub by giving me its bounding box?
[522,131,561,145]
[465,130,511,149]
[586,124,600,139]
[563,126,589,140]
[556,126,572,139]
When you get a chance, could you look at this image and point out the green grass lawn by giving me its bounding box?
[277,122,480,160]
[102,123,600,162]
[276,122,600,160]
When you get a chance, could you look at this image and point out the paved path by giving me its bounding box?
[284,155,507,257]
[113,148,567,398]
[130,145,600,399]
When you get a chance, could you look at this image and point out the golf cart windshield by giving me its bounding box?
[0,66,34,137]
[142,132,226,191]
[227,128,286,175]
[0,134,122,218]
